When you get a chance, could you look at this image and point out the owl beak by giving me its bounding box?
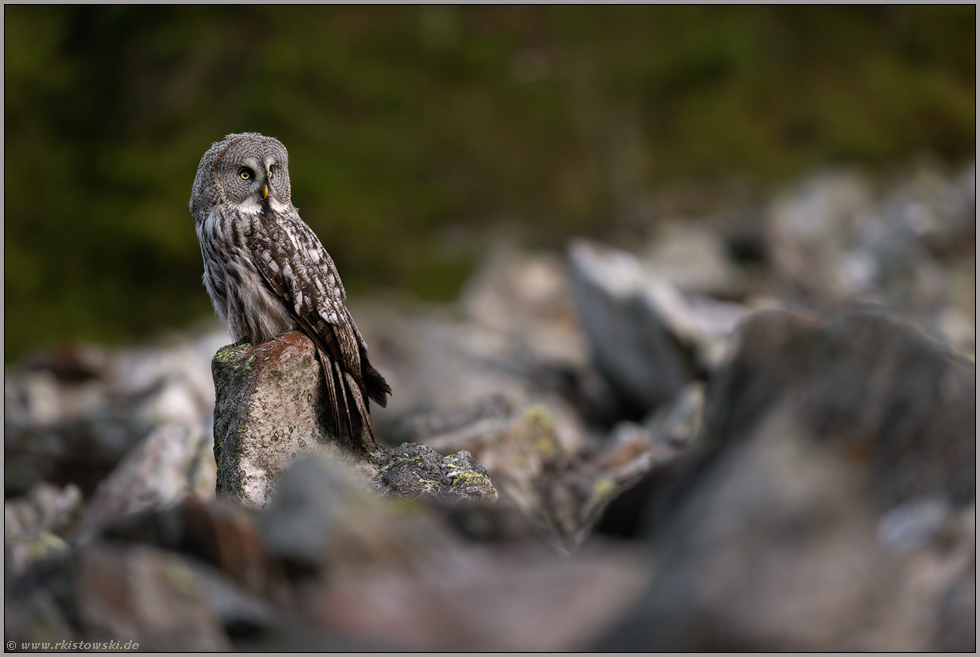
[260,184,269,200]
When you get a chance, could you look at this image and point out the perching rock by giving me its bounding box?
[211,333,351,506]
[211,332,496,507]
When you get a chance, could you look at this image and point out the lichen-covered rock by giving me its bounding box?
[211,332,495,507]
[374,443,497,502]
[421,403,603,546]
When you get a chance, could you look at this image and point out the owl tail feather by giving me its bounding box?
[333,360,355,438]
[318,347,343,437]
[315,345,375,446]
[362,360,392,408]
[344,369,374,437]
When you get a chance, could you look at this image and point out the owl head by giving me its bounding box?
[190,132,292,220]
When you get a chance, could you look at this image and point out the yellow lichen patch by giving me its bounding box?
[521,403,554,432]
[592,477,617,500]
[450,471,497,499]
[535,435,556,460]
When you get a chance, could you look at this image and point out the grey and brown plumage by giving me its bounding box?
[190,132,390,443]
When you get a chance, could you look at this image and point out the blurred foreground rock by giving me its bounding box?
[6,456,651,652]
[595,309,975,651]
[211,332,496,507]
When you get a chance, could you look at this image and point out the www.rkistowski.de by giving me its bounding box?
[8,640,139,651]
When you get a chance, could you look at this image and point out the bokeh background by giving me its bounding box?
[4,5,975,362]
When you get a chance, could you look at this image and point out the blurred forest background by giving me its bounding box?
[4,5,975,362]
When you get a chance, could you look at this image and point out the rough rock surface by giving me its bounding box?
[211,332,496,507]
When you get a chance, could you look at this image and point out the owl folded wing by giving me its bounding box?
[247,211,389,433]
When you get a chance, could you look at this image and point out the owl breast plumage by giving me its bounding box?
[190,133,390,443]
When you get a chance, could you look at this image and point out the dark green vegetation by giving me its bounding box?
[5,6,975,360]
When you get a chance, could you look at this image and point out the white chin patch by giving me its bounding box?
[233,195,289,215]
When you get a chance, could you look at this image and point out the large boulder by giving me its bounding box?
[595,310,975,651]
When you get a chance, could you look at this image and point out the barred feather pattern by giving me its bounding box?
[192,134,390,444]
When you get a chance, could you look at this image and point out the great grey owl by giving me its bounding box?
[190,132,391,442]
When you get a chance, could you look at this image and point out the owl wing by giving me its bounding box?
[247,208,390,443]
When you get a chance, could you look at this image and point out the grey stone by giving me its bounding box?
[211,332,352,507]
[211,331,496,508]
[69,424,216,540]
[765,161,977,322]
[3,329,226,497]
[295,542,653,651]
[569,239,696,413]
[257,454,378,568]
[257,454,459,574]
[701,310,975,508]
[876,494,952,554]
[643,381,705,448]
[4,482,83,538]
[569,239,750,415]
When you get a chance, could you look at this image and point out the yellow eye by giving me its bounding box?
[240,170,251,180]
